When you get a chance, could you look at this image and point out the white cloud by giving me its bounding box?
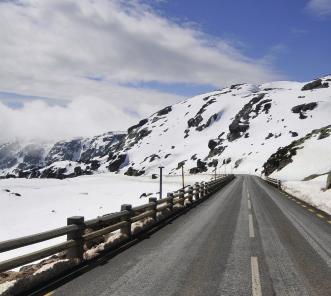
[0,0,280,143]
[306,0,331,16]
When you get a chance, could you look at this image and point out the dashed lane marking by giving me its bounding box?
[316,213,325,219]
[327,220,331,224]
[249,214,255,238]
[301,205,307,208]
[308,208,315,213]
[251,257,262,296]
[248,199,251,210]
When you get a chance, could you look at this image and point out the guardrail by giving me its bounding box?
[0,175,234,275]
[265,176,281,189]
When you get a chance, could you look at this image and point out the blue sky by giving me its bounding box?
[149,0,331,84]
[0,0,330,141]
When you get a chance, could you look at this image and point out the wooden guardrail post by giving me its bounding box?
[201,182,206,197]
[195,182,200,200]
[167,193,174,211]
[120,204,132,238]
[179,189,185,206]
[66,216,85,260]
[188,186,193,203]
[149,197,157,221]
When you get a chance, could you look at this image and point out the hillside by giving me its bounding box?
[1,76,330,181]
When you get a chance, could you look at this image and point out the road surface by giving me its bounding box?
[51,175,331,296]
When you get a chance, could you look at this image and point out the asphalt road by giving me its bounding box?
[52,176,331,296]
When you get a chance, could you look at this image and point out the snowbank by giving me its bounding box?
[282,175,331,215]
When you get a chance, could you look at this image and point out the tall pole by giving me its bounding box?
[214,165,217,180]
[159,166,164,199]
[181,165,185,189]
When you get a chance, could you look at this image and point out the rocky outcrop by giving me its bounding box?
[263,125,331,176]
[108,154,127,172]
[124,167,145,176]
[291,102,318,119]
[301,79,329,91]
[227,94,271,142]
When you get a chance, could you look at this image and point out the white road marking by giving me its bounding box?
[249,214,255,238]
[248,199,251,210]
[251,256,262,296]
[247,192,250,199]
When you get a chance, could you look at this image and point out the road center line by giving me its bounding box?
[249,214,255,238]
[251,256,262,296]
[248,199,251,210]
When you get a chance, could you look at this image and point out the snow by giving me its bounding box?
[282,175,331,215]
[0,280,16,294]
[0,173,211,264]
[33,259,69,275]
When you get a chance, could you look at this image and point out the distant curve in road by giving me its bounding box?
[48,176,331,296]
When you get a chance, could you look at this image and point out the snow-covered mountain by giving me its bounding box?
[0,132,125,179]
[1,76,330,181]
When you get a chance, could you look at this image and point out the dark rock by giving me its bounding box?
[234,159,242,169]
[187,115,203,128]
[149,154,160,162]
[156,106,172,116]
[208,159,218,167]
[190,154,197,161]
[151,174,158,179]
[74,166,82,176]
[326,173,331,190]
[90,160,100,171]
[301,79,329,91]
[227,94,268,141]
[124,167,145,176]
[108,154,127,172]
[291,102,318,119]
[165,154,171,159]
[265,133,274,140]
[127,119,148,133]
[318,128,330,140]
[208,139,218,150]
[208,145,226,158]
[289,131,298,137]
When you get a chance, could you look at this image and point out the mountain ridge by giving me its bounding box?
[1,75,330,181]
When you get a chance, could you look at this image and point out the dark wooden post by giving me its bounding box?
[179,189,185,206]
[167,193,174,211]
[120,204,132,238]
[67,216,85,260]
[149,197,157,221]
[195,182,200,200]
[188,186,193,203]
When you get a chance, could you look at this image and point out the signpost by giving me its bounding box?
[159,166,164,199]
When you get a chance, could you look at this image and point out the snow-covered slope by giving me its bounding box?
[1,75,330,181]
[106,75,331,181]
